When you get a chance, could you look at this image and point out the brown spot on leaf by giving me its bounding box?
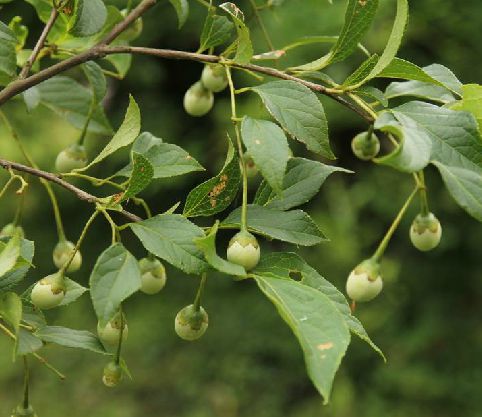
[359,0,367,6]
[208,175,229,208]
[317,342,334,351]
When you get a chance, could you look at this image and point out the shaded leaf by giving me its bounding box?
[219,2,253,64]
[168,0,189,28]
[0,292,22,334]
[35,326,106,354]
[199,8,234,52]
[68,0,107,37]
[122,152,154,201]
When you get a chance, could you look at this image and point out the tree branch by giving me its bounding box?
[0,159,142,223]
[19,7,59,79]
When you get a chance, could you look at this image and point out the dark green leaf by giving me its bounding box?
[89,244,141,326]
[254,158,350,210]
[81,61,107,102]
[241,117,290,194]
[199,8,234,52]
[222,205,326,246]
[35,326,106,354]
[219,2,253,64]
[68,0,107,37]
[251,81,333,158]
[183,137,240,217]
[0,21,17,85]
[16,328,43,356]
[122,152,154,201]
[129,215,208,275]
[168,0,189,28]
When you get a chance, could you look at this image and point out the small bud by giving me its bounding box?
[346,259,383,302]
[97,312,128,347]
[0,223,24,238]
[31,272,66,310]
[11,404,37,417]
[410,212,442,251]
[102,361,123,387]
[53,240,82,272]
[55,144,88,172]
[351,131,380,161]
[226,231,260,271]
[175,304,208,341]
[139,257,167,295]
[183,81,214,117]
[201,64,228,93]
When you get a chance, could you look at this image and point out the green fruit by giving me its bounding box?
[0,223,24,238]
[243,153,258,178]
[11,404,37,417]
[119,9,143,40]
[102,361,123,387]
[175,304,208,341]
[183,81,214,117]
[410,212,442,251]
[226,231,260,271]
[351,131,380,161]
[52,240,82,272]
[201,64,228,93]
[97,312,128,347]
[345,259,383,302]
[139,257,167,295]
[55,144,88,172]
[31,272,66,310]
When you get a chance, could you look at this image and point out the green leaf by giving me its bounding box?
[122,152,154,201]
[105,49,132,79]
[342,54,379,87]
[35,326,106,354]
[290,0,379,72]
[22,305,46,330]
[116,132,204,179]
[0,20,17,85]
[349,0,409,88]
[0,232,21,277]
[241,117,290,194]
[194,221,246,278]
[16,328,43,356]
[385,80,456,104]
[0,292,22,334]
[68,0,107,37]
[35,76,112,134]
[254,158,350,210]
[199,8,234,52]
[253,252,385,361]
[168,0,189,28]
[251,80,333,158]
[395,101,482,221]
[129,214,208,275]
[219,2,253,64]
[374,110,432,173]
[80,95,140,170]
[222,205,326,246]
[254,275,350,403]
[450,84,482,132]
[8,16,28,51]
[81,61,107,103]
[59,278,88,307]
[0,239,34,291]
[183,137,241,217]
[89,244,142,326]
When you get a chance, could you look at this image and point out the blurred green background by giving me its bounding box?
[1,1,481,416]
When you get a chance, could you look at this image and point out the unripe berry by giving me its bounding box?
[346,259,383,302]
[102,361,123,387]
[243,153,258,178]
[410,212,442,251]
[351,131,380,161]
[201,64,228,93]
[175,304,208,341]
[31,272,66,310]
[52,240,82,272]
[11,404,37,417]
[97,312,128,347]
[55,144,88,172]
[183,81,214,117]
[226,231,260,271]
[139,257,167,295]
[0,223,24,238]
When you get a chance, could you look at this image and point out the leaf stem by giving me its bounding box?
[372,186,419,262]
[115,305,124,365]
[193,273,207,312]
[248,0,275,51]
[22,356,30,409]
[226,66,248,232]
